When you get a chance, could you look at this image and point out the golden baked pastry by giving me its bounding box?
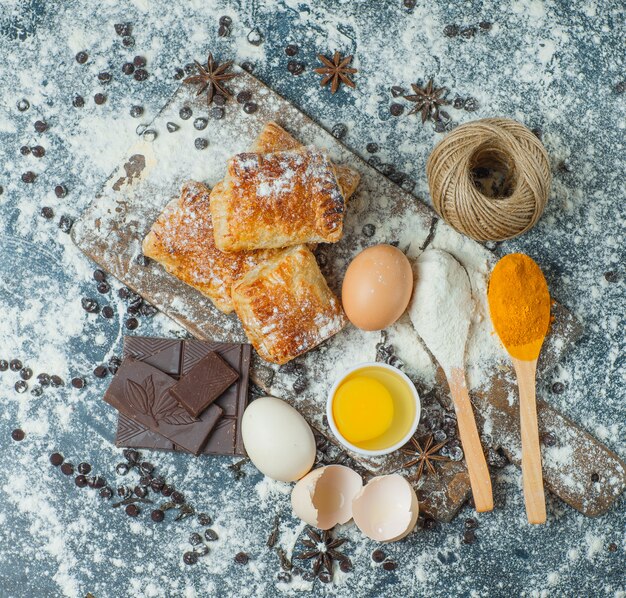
[250,122,360,199]
[142,181,276,313]
[210,148,346,252]
[231,245,347,364]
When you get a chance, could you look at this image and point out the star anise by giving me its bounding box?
[404,78,449,123]
[295,528,349,580]
[402,434,450,482]
[183,53,237,106]
[314,51,357,94]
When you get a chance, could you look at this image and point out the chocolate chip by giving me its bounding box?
[551,382,565,394]
[93,365,108,378]
[171,491,185,504]
[247,28,263,45]
[339,558,353,572]
[100,487,113,499]
[166,122,179,133]
[151,509,165,522]
[41,207,54,219]
[243,102,258,114]
[134,69,148,82]
[460,26,476,39]
[75,51,88,64]
[108,356,121,374]
[210,106,224,120]
[362,223,376,237]
[285,44,298,56]
[134,485,148,498]
[116,463,130,475]
[366,142,379,154]
[531,127,542,140]
[32,145,45,158]
[55,184,68,198]
[197,513,212,526]
[234,552,249,565]
[462,529,476,544]
[604,271,619,283]
[78,462,91,475]
[464,98,479,112]
[125,504,140,517]
[292,376,308,393]
[30,385,43,397]
[183,551,198,565]
[36,373,50,386]
[22,171,36,183]
[150,477,165,492]
[129,106,144,120]
[173,67,185,81]
[61,462,74,475]
[10,359,22,372]
[189,533,203,546]
[372,549,386,563]
[50,452,64,466]
[161,485,173,497]
[19,367,32,380]
[59,216,73,233]
[219,15,232,26]
[15,380,28,393]
[218,24,230,37]
[390,85,405,97]
[81,297,99,313]
[34,120,48,133]
[180,106,193,120]
[479,21,493,30]
[94,93,106,105]
[204,528,218,541]
[614,81,626,94]
[125,317,138,330]
[591,472,600,483]
[390,103,404,116]
[287,60,305,75]
[382,560,397,571]
[194,138,209,150]
[453,96,465,109]
[96,282,110,294]
[11,429,25,441]
[50,375,63,387]
[241,61,255,73]
[193,117,208,131]
[72,95,85,108]
[101,306,114,319]
[114,23,131,37]
[465,517,478,530]
[541,431,557,446]
[20,145,30,156]
[133,56,147,68]
[122,35,135,48]
[122,62,135,75]
[75,474,88,487]
[140,303,158,318]
[0,360,8,371]
[331,124,347,139]
[608,542,617,552]
[98,72,112,83]
[71,377,86,389]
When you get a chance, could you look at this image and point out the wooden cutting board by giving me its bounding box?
[71,68,625,522]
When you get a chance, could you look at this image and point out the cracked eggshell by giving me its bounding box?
[352,474,419,542]
[241,396,316,482]
[291,465,363,530]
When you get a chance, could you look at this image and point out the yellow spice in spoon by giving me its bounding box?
[487,253,551,360]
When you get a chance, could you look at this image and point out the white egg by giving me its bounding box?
[241,396,316,482]
[291,465,363,530]
[352,474,419,542]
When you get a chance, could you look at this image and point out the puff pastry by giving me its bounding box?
[250,122,360,200]
[210,147,346,252]
[231,245,347,364]
[142,181,276,313]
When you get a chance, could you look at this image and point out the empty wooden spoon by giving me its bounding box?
[409,249,493,513]
[487,253,551,524]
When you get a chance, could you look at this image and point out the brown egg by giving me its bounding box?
[342,244,413,331]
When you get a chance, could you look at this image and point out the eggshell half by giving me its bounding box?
[241,397,316,482]
[291,465,363,530]
[352,474,419,542]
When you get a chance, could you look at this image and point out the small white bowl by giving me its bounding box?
[326,362,421,457]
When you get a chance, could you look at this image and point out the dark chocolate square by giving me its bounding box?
[171,351,239,418]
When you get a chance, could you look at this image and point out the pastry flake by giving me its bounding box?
[210,148,346,252]
[231,245,347,364]
[142,181,276,313]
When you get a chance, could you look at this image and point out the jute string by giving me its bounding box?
[426,118,551,242]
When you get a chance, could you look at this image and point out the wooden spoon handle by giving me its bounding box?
[449,368,494,513]
[512,357,546,524]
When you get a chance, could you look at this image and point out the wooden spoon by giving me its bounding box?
[409,249,493,513]
[488,254,551,524]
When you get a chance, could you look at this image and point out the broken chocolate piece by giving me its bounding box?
[171,351,238,418]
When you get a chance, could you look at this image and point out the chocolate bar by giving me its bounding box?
[116,336,251,456]
[171,351,238,418]
[104,358,223,455]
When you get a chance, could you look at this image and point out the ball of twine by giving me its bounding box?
[426,118,551,242]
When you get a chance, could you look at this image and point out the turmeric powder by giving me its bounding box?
[487,253,551,360]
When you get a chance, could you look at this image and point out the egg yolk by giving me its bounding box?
[332,376,394,444]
